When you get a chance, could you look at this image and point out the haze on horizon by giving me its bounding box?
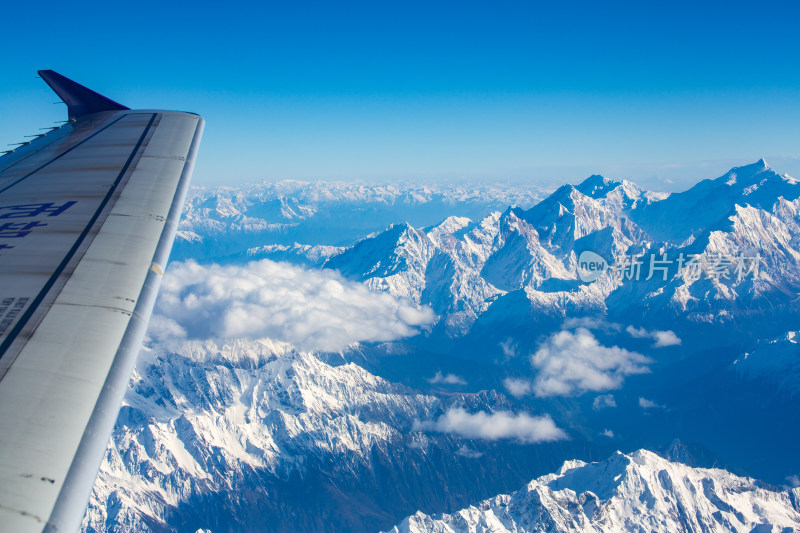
[1,0,799,191]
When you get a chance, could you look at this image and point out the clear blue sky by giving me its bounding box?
[2,0,799,190]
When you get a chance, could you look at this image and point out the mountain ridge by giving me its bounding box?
[386,448,800,533]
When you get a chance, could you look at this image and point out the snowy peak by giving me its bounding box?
[387,449,800,533]
[514,178,650,259]
[731,330,800,395]
[717,158,770,188]
[631,159,800,243]
[481,209,571,291]
[555,174,650,210]
[707,159,784,198]
[425,216,473,245]
[324,222,434,281]
[576,174,621,199]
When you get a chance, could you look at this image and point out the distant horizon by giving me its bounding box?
[184,156,797,195]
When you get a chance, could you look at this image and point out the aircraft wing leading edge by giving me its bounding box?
[0,71,203,532]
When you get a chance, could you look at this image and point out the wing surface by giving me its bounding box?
[0,71,203,532]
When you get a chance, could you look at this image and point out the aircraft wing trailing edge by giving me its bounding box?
[0,71,203,532]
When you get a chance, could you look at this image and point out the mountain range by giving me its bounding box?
[387,449,800,533]
[83,161,800,532]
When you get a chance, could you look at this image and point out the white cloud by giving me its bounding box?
[652,330,681,347]
[627,326,655,338]
[626,325,681,347]
[563,317,621,332]
[152,259,436,352]
[638,397,665,409]
[530,328,651,397]
[593,394,617,410]
[499,338,518,359]
[455,445,483,458]
[413,407,566,444]
[503,377,534,398]
[428,371,467,386]
[601,429,615,438]
[565,319,679,347]
[785,474,800,488]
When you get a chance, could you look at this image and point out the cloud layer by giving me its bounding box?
[562,317,681,348]
[413,407,566,443]
[503,377,534,398]
[151,259,435,352]
[638,397,665,409]
[427,371,467,385]
[593,394,617,410]
[530,328,652,397]
[626,325,682,347]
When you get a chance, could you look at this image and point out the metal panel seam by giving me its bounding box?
[43,115,204,533]
[0,115,125,195]
[0,113,158,380]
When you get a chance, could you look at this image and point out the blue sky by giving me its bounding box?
[1,0,799,190]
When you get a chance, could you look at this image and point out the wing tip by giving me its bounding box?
[38,70,130,122]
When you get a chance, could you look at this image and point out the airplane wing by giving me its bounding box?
[0,71,203,532]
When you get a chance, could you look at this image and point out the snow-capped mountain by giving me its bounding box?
[319,176,652,338]
[82,340,589,532]
[632,159,800,243]
[173,162,800,345]
[83,341,434,531]
[173,181,547,262]
[387,449,800,533]
[732,330,800,396]
[319,161,800,346]
[82,162,800,532]
[513,176,657,259]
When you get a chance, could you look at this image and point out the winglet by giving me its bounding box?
[38,70,130,122]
